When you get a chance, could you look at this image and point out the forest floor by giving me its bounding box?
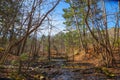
[0,50,120,80]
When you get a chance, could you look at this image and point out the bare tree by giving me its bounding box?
[0,0,60,65]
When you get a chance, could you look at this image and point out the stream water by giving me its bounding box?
[49,59,118,80]
[51,69,74,80]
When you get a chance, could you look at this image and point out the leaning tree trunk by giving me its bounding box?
[85,0,115,67]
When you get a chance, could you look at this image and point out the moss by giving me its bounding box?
[101,67,115,78]
[0,47,5,52]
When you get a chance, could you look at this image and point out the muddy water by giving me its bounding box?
[49,60,118,80]
[33,58,119,80]
[51,69,74,80]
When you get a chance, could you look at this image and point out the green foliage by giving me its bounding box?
[95,67,115,78]
[101,67,115,78]
[20,53,29,61]
[0,0,22,49]
[0,0,21,23]
[63,7,74,27]
[113,38,120,47]
[11,60,19,66]
[63,0,87,27]
[0,47,5,53]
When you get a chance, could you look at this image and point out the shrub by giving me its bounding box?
[20,53,29,61]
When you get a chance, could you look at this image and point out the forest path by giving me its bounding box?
[0,53,120,80]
